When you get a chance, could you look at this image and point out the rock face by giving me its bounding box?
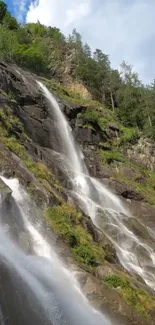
[127,138,155,170]
[104,178,145,201]
[0,61,155,325]
[0,177,12,202]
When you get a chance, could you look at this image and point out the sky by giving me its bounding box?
[5,0,155,84]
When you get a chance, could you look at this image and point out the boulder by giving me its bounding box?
[96,265,116,280]
[109,122,120,132]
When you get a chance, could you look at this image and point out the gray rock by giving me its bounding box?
[109,122,120,132]
[0,177,12,202]
[18,232,32,254]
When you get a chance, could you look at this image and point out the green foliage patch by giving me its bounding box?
[46,204,105,269]
[119,126,139,145]
[104,275,155,318]
[1,1,155,139]
[99,149,125,164]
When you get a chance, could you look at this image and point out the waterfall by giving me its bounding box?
[0,177,110,325]
[38,82,155,291]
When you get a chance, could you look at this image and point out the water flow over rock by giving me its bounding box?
[38,82,155,291]
[0,177,110,325]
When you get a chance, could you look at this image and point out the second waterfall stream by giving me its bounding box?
[37,81,155,291]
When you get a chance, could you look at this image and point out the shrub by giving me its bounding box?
[72,245,97,266]
[46,204,105,269]
[104,275,155,318]
[120,126,139,145]
[99,149,125,164]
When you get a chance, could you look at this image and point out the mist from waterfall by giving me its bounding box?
[0,176,110,325]
[38,81,155,291]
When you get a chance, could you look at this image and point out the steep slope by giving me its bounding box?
[0,61,155,324]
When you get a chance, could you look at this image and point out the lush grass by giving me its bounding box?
[99,149,125,164]
[0,107,23,133]
[104,275,155,318]
[119,126,139,146]
[83,107,115,132]
[46,204,105,269]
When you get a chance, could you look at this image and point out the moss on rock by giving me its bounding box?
[46,204,105,270]
[104,274,155,319]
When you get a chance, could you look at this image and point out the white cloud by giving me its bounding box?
[65,3,91,27]
[26,0,92,28]
[26,0,155,83]
[13,0,28,21]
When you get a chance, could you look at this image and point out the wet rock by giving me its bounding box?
[104,179,145,201]
[81,215,103,242]
[124,217,151,241]
[129,201,155,229]
[0,177,12,202]
[18,232,32,254]
[1,61,155,325]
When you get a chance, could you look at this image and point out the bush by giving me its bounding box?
[99,149,125,164]
[120,126,139,145]
[104,275,155,318]
[47,204,105,269]
[0,107,23,132]
[14,43,48,72]
[72,245,97,266]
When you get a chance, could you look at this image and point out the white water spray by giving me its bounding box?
[0,177,110,325]
[38,82,155,291]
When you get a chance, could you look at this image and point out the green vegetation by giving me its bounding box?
[46,204,105,270]
[104,275,155,318]
[0,105,62,194]
[99,149,125,164]
[0,1,155,139]
[5,136,61,189]
[119,126,139,145]
[117,167,155,205]
[0,107,23,132]
[83,108,114,131]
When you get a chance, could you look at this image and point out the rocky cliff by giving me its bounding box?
[0,61,155,325]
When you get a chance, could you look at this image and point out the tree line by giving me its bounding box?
[0,0,155,138]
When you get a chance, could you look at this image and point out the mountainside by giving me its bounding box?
[1,1,155,324]
[0,61,155,325]
[1,0,155,141]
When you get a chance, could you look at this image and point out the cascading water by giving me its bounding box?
[38,82,155,291]
[0,177,110,325]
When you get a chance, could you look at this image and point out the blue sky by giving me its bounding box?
[5,0,155,84]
